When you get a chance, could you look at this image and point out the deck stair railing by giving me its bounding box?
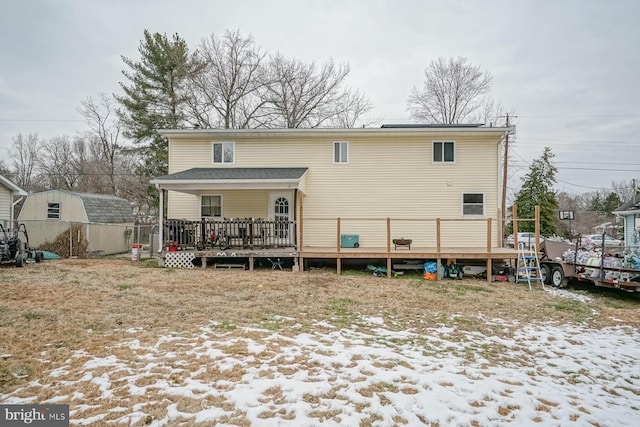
[164,218,296,250]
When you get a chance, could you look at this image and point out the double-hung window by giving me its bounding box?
[433,141,455,163]
[333,141,348,164]
[462,193,484,215]
[212,142,234,164]
[201,195,222,217]
[47,202,61,219]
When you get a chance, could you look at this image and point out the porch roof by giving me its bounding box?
[150,167,308,194]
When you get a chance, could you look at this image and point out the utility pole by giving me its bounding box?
[501,113,511,245]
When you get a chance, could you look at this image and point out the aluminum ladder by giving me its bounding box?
[516,242,544,290]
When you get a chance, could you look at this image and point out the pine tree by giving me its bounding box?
[513,146,559,235]
[116,30,199,177]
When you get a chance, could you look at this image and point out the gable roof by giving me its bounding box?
[0,174,27,196]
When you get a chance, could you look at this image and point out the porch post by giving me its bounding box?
[157,186,164,253]
[298,190,304,272]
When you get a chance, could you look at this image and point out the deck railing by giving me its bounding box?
[164,218,296,250]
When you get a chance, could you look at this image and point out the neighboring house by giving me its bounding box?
[18,190,135,255]
[151,125,514,271]
[0,174,27,228]
[614,198,640,252]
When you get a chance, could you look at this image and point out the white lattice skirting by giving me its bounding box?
[164,252,196,269]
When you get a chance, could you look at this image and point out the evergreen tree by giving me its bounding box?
[513,146,559,235]
[116,30,199,177]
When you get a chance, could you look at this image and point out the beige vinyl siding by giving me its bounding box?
[168,190,270,220]
[0,186,11,224]
[167,132,502,247]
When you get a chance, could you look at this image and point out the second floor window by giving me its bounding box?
[212,142,234,164]
[334,141,348,163]
[433,141,455,163]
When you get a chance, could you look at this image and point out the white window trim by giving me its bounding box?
[211,141,235,165]
[47,202,61,220]
[333,141,349,164]
[200,194,223,218]
[432,141,456,163]
[462,192,485,216]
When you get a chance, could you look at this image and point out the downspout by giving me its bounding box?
[156,184,164,253]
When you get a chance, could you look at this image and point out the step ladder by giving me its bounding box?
[516,242,544,290]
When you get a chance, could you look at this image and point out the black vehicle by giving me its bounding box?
[0,223,44,267]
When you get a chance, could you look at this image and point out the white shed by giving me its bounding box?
[18,190,135,255]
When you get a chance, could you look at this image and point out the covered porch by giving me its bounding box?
[151,167,308,254]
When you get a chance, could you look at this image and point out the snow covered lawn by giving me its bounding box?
[3,314,640,426]
[1,260,639,426]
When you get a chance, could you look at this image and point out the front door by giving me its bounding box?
[269,192,293,246]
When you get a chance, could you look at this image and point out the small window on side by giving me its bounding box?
[462,193,484,215]
[47,202,61,219]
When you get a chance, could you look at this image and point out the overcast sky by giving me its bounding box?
[1,0,639,197]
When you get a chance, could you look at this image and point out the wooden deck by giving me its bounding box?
[168,245,519,281]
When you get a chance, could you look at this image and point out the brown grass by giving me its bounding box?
[1,257,639,400]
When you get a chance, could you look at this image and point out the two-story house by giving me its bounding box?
[151,124,515,274]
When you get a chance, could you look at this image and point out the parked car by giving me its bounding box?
[505,232,542,249]
[582,234,624,249]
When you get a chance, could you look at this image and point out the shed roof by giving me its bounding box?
[152,167,308,181]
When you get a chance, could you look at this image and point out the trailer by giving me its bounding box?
[539,238,640,292]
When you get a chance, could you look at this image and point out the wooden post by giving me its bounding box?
[512,204,518,247]
[486,218,492,253]
[298,191,304,271]
[336,217,341,275]
[386,218,391,278]
[436,218,441,279]
[201,257,207,269]
[534,205,540,252]
[337,217,341,253]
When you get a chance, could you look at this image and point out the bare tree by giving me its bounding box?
[7,133,40,191]
[189,30,268,128]
[328,89,374,128]
[407,57,493,124]
[263,54,367,128]
[77,94,122,193]
[39,136,84,191]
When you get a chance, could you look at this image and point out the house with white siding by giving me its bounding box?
[0,174,27,228]
[152,125,516,274]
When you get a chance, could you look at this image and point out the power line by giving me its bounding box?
[0,119,84,122]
